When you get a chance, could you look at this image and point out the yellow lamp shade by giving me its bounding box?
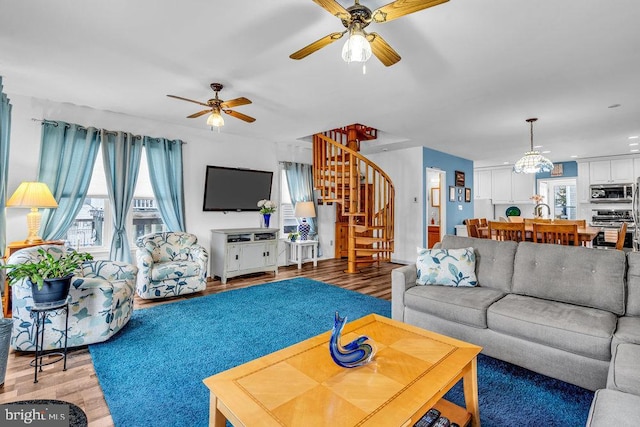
[6,181,58,208]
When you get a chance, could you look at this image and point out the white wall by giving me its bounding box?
[367,147,423,264]
[5,95,337,266]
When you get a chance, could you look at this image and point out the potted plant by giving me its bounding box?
[1,248,93,306]
[288,231,299,242]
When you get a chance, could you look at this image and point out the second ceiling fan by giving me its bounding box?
[290,0,449,68]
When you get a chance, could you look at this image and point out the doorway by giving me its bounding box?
[537,178,577,219]
[426,168,446,248]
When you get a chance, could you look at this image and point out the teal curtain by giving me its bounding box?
[283,162,318,241]
[143,136,186,231]
[38,121,101,241]
[102,130,142,262]
[0,77,11,294]
[0,77,11,261]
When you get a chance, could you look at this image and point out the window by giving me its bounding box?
[63,148,167,252]
[280,170,299,235]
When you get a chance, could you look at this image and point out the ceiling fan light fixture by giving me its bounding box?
[206,110,225,127]
[513,118,553,174]
[341,26,371,64]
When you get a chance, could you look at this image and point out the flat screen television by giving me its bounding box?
[203,165,273,211]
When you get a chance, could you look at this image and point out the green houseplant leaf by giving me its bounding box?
[0,248,93,290]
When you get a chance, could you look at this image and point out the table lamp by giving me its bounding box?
[6,181,58,244]
[294,201,316,241]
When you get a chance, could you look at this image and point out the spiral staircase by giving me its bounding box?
[313,124,395,273]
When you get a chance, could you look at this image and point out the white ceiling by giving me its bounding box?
[1,0,639,167]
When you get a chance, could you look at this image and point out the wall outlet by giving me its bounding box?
[330,240,333,246]
[413,197,418,203]
[458,205,463,210]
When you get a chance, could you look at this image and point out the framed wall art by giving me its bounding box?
[455,170,465,187]
[465,188,471,202]
[431,188,440,207]
[449,186,456,202]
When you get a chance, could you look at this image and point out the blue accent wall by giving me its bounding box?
[423,147,474,242]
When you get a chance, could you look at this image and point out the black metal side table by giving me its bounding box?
[29,300,69,383]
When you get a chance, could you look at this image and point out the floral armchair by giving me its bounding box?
[135,232,208,299]
[8,245,137,351]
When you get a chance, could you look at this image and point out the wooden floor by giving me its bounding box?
[0,258,400,426]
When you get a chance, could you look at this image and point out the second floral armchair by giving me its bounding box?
[135,232,208,299]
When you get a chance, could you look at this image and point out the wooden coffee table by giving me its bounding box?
[203,314,482,427]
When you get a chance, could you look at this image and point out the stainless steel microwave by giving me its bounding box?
[590,183,633,203]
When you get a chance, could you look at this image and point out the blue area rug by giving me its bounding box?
[89,278,593,426]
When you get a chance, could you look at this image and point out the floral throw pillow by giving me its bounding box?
[416,247,478,287]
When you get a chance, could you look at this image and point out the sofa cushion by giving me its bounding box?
[586,389,640,427]
[613,316,640,349]
[512,242,626,315]
[438,235,517,293]
[404,285,505,328]
[625,252,640,316]
[151,261,201,281]
[607,343,640,395]
[416,247,477,287]
[488,294,617,361]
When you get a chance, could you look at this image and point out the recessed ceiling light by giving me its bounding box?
[533,145,543,149]
[630,142,639,146]
[570,155,578,158]
[629,136,639,140]
[542,150,551,154]
[631,149,640,153]
[608,104,622,108]
[503,161,510,165]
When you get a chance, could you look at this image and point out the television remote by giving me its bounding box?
[432,416,451,427]
[414,408,440,427]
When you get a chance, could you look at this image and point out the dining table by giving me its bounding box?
[477,223,601,245]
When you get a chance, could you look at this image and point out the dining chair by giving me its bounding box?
[508,216,524,223]
[478,218,488,227]
[553,219,587,228]
[616,223,628,250]
[524,218,553,226]
[488,221,526,242]
[532,223,579,246]
[466,218,481,238]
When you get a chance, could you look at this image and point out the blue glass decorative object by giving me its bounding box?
[262,213,271,228]
[329,312,376,368]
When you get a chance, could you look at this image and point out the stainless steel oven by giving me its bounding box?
[590,183,634,203]
[591,209,634,249]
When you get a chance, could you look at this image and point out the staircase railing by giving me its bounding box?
[313,133,394,273]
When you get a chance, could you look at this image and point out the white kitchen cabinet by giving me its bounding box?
[474,169,492,199]
[491,168,535,203]
[210,228,278,284]
[589,159,634,184]
[577,161,590,203]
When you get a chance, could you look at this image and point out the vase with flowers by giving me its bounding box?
[257,199,276,228]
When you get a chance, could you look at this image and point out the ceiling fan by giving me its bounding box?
[166,83,255,127]
[290,0,449,67]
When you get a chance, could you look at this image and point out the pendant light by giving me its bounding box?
[513,118,553,174]
[341,22,371,74]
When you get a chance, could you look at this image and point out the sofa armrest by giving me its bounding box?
[80,261,138,282]
[391,264,418,321]
[189,244,209,277]
[136,249,154,281]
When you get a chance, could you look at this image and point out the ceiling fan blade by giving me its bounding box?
[167,94,209,107]
[312,0,351,21]
[290,31,346,60]
[187,109,212,119]
[223,109,256,123]
[367,33,401,66]
[220,97,252,109]
[372,0,449,23]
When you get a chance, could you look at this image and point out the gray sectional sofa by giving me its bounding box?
[392,235,640,424]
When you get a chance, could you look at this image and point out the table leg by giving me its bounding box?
[313,243,318,267]
[34,311,41,383]
[463,357,480,426]
[209,393,227,427]
[297,245,302,269]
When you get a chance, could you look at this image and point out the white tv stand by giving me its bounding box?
[210,228,279,284]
